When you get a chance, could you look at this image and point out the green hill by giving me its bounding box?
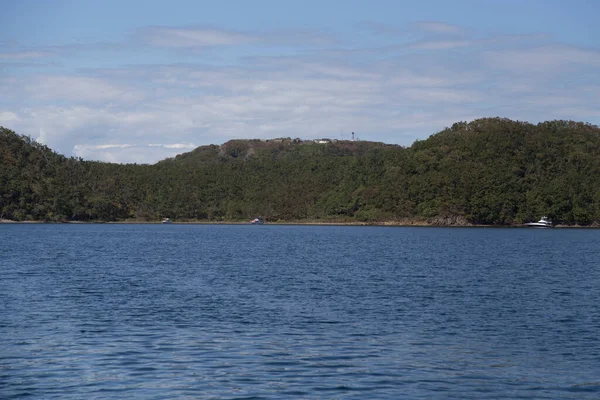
[2,117,600,225]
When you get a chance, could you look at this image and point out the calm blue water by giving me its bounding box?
[1,224,600,399]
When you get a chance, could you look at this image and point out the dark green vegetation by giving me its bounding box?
[2,118,600,225]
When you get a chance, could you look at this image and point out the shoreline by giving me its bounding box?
[1,218,598,228]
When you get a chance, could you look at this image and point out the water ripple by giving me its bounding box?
[1,224,600,398]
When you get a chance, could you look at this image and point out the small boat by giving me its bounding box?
[525,216,552,228]
[162,218,172,224]
[251,216,264,225]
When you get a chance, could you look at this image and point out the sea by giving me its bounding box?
[1,224,600,399]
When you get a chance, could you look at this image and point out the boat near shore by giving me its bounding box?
[525,216,553,228]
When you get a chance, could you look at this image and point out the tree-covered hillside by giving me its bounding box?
[2,118,600,225]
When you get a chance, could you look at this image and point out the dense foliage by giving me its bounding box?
[2,118,600,225]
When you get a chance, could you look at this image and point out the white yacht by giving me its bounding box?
[525,216,552,228]
[251,216,264,225]
[162,218,172,224]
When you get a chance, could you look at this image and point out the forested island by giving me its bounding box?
[2,117,600,226]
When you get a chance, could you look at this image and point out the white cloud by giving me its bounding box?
[74,144,133,150]
[486,45,600,71]
[0,51,54,60]
[398,88,482,104]
[166,143,196,149]
[136,26,336,49]
[37,128,47,144]
[148,143,196,149]
[409,39,473,50]
[4,47,595,163]
[72,143,197,164]
[24,76,143,103]
[0,111,20,124]
[140,26,253,47]
[2,20,600,164]
[411,21,466,35]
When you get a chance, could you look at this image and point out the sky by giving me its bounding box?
[1,0,599,164]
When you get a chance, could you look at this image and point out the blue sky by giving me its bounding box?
[1,0,599,163]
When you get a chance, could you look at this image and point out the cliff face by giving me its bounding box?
[2,118,600,225]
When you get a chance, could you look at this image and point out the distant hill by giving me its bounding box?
[2,117,600,225]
